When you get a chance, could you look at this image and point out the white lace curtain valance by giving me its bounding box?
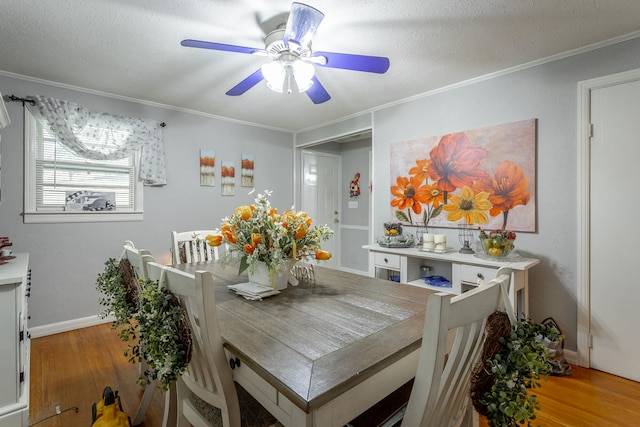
[26,95,167,186]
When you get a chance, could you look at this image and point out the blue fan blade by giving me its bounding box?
[305,76,331,104]
[284,3,324,50]
[181,39,262,55]
[226,69,264,96]
[313,51,390,74]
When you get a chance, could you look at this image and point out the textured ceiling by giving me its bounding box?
[2,0,640,132]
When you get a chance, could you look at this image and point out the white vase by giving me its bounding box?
[248,261,291,290]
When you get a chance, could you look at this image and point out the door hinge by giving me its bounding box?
[19,330,24,342]
[20,371,24,383]
[587,333,593,348]
[588,123,594,138]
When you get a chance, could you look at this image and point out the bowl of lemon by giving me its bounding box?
[479,229,516,258]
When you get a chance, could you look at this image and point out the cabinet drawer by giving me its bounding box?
[225,350,277,404]
[459,264,497,284]
[225,349,294,422]
[374,253,401,269]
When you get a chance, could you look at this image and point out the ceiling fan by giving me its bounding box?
[181,2,390,104]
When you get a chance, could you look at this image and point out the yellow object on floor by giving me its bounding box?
[91,386,131,427]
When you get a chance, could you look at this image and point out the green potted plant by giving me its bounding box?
[472,313,562,427]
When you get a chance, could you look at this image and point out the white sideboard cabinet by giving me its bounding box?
[364,245,538,317]
[0,253,30,427]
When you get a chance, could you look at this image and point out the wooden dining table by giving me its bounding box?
[173,260,435,427]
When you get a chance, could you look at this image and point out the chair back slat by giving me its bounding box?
[123,243,155,281]
[146,262,241,427]
[401,273,513,427]
[120,241,156,426]
[171,230,220,265]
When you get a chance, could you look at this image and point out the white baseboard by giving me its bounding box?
[29,315,114,338]
[338,266,369,276]
[564,349,580,366]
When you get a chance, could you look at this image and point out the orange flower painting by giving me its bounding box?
[221,160,235,196]
[241,153,255,187]
[390,119,536,231]
[200,149,215,187]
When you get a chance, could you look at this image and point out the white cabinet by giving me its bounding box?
[365,245,538,317]
[0,253,30,427]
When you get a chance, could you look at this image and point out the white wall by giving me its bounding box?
[0,74,294,329]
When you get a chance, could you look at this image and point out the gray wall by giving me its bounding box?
[340,139,371,272]
[0,74,294,329]
[371,37,640,351]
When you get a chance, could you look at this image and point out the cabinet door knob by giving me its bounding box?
[229,357,241,370]
[384,258,388,263]
[477,273,484,280]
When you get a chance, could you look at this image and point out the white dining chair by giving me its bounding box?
[121,241,158,426]
[171,230,220,265]
[405,273,514,427]
[347,272,514,427]
[123,241,154,282]
[146,262,277,427]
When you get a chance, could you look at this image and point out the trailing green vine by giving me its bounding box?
[96,258,137,343]
[96,259,191,392]
[134,278,192,391]
[481,316,562,427]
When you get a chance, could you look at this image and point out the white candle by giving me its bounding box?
[434,234,446,243]
[423,233,434,242]
[423,241,435,251]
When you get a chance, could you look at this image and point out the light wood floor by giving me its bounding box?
[30,322,166,427]
[30,323,640,426]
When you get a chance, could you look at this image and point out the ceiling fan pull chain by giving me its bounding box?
[286,68,293,95]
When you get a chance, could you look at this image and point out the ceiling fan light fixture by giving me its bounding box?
[262,58,315,94]
[261,61,286,93]
[292,59,315,92]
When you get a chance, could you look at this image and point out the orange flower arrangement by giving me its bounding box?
[208,190,333,276]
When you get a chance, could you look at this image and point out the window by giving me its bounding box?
[24,109,143,223]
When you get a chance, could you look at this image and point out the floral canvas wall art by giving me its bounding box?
[390,119,536,232]
[241,153,254,187]
[200,149,215,186]
[221,160,236,196]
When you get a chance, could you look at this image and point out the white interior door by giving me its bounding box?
[589,78,640,381]
[302,151,340,269]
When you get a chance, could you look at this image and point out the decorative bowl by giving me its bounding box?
[376,233,415,248]
[478,230,516,258]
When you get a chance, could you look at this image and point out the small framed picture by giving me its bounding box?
[221,161,235,196]
[241,153,254,187]
[200,149,215,186]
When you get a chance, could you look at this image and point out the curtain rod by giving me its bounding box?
[4,95,35,106]
[3,94,166,127]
